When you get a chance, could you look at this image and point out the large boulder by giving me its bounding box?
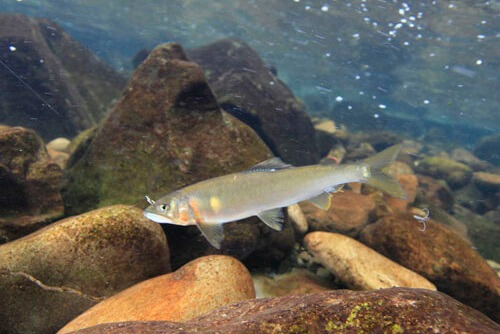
[62,43,294,268]
[0,205,170,334]
[0,125,64,243]
[474,134,500,165]
[66,288,499,334]
[59,255,254,333]
[359,213,500,321]
[0,13,126,141]
[188,38,319,166]
[62,42,272,214]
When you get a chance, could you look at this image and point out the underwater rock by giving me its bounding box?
[359,213,500,321]
[416,156,473,189]
[451,147,490,171]
[383,162,418,212]
[58,255,253,334]
[453,205,500,263]
[252,269,334,298]
[0,125,64,243]
[300,191,375,237]
[356,131,404,152]
[0,13,126,141]
[62,43,294,269]
[46,147,70,169]
[188,38,319,166]
[474,134,500,166]
[455,182,494,214]
[0,205,170,334]
[62,42,272,214]
[344,141,376,162]
[305,232,436,291]
[46,137,71,153]
[416,174,455,211]
[287,204,308,235]
[474,171,500,193]
[66,288,499,334]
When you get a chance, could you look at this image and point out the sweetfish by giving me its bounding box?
[143,144,406,249]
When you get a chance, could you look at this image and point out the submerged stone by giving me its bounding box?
[0,125,64,243]
[62,42,272,215]
[0,13,125,141]
[59,255,254,333]
[188,38,319,166]
[0,205,170,334]
[305,231,436,291]
[360,213,500,321]
[416,156,473,189]
[66,288,499,334]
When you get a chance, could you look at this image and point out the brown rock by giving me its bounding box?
[188,38,319,166]
[359,213,500,321]
[305,232,436,290]
[386,174,418,212]
[0,14,125,141]
[474,171,500,193]
[59,255,254,333]
[415,156,473,189]
[67,288,499,334]
[451,148,490,171]
[287,204,308,234]
[416,174,455,211]
[252,269,334,298]
[300,191,375,237]
[0,205,170,334]
[0,125,64,243]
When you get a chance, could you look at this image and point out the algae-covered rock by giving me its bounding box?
[474,134,500,165]
[59,255,254,334]
[62,42,272,215]
[0,205,170,334]
[0,13,125,141]
[359,213,500,321]
[416,156,473,189]
[305,231,436,291]
[474,171,500,193]
[451,147,490,171]
[0,125,64,243]
[188,38,319,166]
[453,205,500,263]
[66,288,499,334]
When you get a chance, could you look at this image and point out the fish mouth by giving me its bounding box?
[143,211,174,224]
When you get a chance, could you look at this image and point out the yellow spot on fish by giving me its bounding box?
[210,196,222,213]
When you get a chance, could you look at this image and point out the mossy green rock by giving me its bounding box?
[62,42,272,215]
[66,288,499,334]
[359,213,500,321]
[416,156,473,189]
[0,205,170,334]
[0,125,64,243]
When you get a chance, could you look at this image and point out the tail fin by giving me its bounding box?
[362,144,407,199]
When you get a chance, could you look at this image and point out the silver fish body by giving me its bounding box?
[144,144,406,248]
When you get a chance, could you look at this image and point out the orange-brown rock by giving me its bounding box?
[66,288,499,334]
[386,174,418,212]
[304,232,436,290]
[300,191,375,237]
[58,255,255,333]
[360,213,500,321]
[0,205,169,334]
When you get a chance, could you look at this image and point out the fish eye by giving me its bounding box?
[160,204,169,212]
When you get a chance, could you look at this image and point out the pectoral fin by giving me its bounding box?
[197,221,224,249]
[257,208,284,231]
[307,192,332,210]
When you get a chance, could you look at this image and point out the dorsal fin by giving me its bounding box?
[245,157,293,173]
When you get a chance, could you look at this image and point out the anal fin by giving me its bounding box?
[197,221,224,249]
[257,208,284,231]
[307,192,332,210]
